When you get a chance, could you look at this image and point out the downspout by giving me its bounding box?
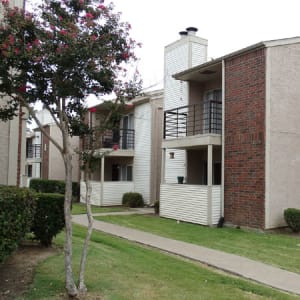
[17,106,23,187]
[221,59,225,217]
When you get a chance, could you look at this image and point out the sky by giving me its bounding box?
[103,0,300,95]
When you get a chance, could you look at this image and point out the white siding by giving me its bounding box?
[163,35,208,185]
[191,43,207,67]
[133,103,152,204]
[80,181,134,206]
[165,150,186,183]
[212,186,222,224]
[160,184,209,225]
[103,182,134,206]
[80,181,101,206]
[160,184,221,225]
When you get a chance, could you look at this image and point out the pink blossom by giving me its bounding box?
[18,85,27,93]
[113,144,119,151]
[59,16,63,21]
[33,39,40,46]
[85,12,94,19]
[8,34,14,45]
[90,35,97,41]
[59,30,67,35]
[50,24,55,31]
[122,52,129,59]
[2,43,8,50]
[1,0,9,5]
[14,48,19,55]
[79,0,84,3]
[98,4,105,9]
[89,107,96,113]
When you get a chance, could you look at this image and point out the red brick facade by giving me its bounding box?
[224,48,266,228]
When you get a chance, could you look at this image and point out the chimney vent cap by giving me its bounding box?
[179,31,188,37]
[186,27,198,32]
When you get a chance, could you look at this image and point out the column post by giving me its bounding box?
[100,154,105,206]
[207,144,213,226]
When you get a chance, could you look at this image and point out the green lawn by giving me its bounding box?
[94,214,300,274]
[22,224,299,300]
[72,202,130,215]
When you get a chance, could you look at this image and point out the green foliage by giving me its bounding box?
[0,0,142,136]
[154,200,159,214]
[29,179,80,200]
[0,186,36,262]
[30,178,65,194]
[122,192,144,208]
[31,193,65,246]
[284,208,300,233]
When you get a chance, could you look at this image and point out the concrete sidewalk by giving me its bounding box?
[72,213,300,296]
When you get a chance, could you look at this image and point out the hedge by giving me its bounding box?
[29,178,80,201]
[122,192,144,208]
[31,193,65,246]
[284,208,300,233]
[0,186,36,262]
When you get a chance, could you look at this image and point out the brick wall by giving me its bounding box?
[224,48,266,228]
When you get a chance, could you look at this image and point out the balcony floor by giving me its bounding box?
[162,133,221,150]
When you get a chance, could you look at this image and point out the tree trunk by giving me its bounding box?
[78,164,94,293]
[64,144,78,297]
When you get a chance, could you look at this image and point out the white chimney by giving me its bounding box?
[186,27,198,36]
[179,31,188,39]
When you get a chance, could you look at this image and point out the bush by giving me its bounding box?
[31,193,65,246]
[154,200,159,214]
[30,178,65,194]
[30,178,80,201]
[122,192,144,208]
[284,208,300,233]
[0,186,36,262]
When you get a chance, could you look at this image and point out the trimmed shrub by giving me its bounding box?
[0,186,36,262]
[30,178,65,194]
[31,193,65,246]
[122,192,144,208]
[284,208,300,233]
[154,200,159,214]
[29,178,80,201]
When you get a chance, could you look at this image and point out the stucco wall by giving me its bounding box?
[266,43,300,228]
[48,125,80,182]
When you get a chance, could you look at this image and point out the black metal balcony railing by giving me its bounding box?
[164,101,222,139]
[102,128,135,149]
[26,144,41,159]
[83,128,135,150]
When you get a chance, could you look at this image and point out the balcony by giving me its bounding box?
[83,128,135,150]
[164,101,222,139]
[26,144,41,159]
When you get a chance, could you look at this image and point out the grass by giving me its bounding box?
[94,214,300,274]
[22,224,299,300]
[71,202,130,215]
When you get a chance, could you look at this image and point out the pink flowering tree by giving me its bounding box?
[0,0,141,297]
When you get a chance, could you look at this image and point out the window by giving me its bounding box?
[121,165,133,181]
[203,89,222,134]
[111,164,133,181]
[26,165,33,177]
